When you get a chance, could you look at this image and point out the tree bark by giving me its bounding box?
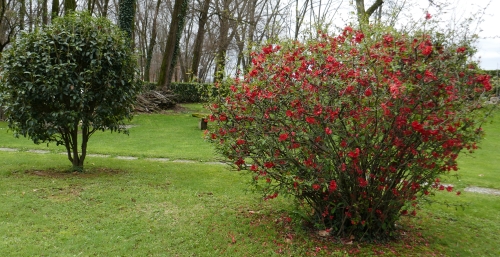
[144,0,162,82]
[51,0,59,20]
[190,0,210,82]
[157,0,189,89]
[19,0,26,30]
[355,0,384,25]
[64,0,76,14]
[41,0,48,25]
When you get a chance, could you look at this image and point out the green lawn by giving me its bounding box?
[0,103,215,161]
[0,104,499,256]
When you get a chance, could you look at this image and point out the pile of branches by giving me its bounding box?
[135,89,177,113]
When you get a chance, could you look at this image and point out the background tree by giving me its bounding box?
[118,0,136,39]
[0,0,20,53]
[64,0,76,14]
[0,12,141,171]
[157,0,189,89]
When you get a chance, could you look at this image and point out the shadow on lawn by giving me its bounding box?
[21,167,126,178]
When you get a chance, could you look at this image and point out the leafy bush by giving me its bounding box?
[207,25,492,240]
[169,82,215,103]
[0,12,140,171]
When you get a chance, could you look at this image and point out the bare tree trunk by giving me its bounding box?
[97,0,111,17]
[144,0,163,82]
[88,0,97,13]
[294,0,309,40]
[41,0,48,24]
[19,0,26,30]
[51,0,59,20]
[213,0,247,83]
[190,0,210,81]
[158,0,189,89]
[64,0,76,14]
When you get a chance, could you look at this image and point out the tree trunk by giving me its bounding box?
[144,0,162,82]
[157,0,189,90]
[41,0,48,25]
[294,0,309,40]
[64,0,76,14]
[190,0,210,82]
[97,0,110,17]
[355,0,384,25]
[51,0,59,20]
[87,0,96,13]
[19,0,26,30]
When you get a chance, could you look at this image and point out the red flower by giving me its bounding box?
[325,127,332,135]
[421,45,432,55]
[279,133,289,141]
[348,148,360,158]
[249,69,258,77]
[425,12,432,20]
[446,185,453,192]
[456,46,467,53]
[389,83,402,98]
[312,184,321,191]
[381,103,391,116]
[262,45,273,54]
[364,88,372,97]
[329,180,337,192]
[264,162,275,168]
[235,158,245,166]
[343,26,353,35]
[419,40,433,56]
[236,139,246,145]
[456,191,461,196]
[358,177,368,187]
[306,117,316,124]
[355,32,365,43]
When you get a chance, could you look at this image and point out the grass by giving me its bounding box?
[0,104,499,256]
[0,103,215,161]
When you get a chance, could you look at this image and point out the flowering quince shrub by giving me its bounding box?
[207,25,492,240]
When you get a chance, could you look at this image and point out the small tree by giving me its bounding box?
[0,12,141,171]
[208,23,492,240]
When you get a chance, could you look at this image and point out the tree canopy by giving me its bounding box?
[0,12,141,171]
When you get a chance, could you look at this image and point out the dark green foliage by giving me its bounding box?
[170,83,214,103]
[0,12,141,170]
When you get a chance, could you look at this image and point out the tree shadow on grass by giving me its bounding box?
[22,167,126,179]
